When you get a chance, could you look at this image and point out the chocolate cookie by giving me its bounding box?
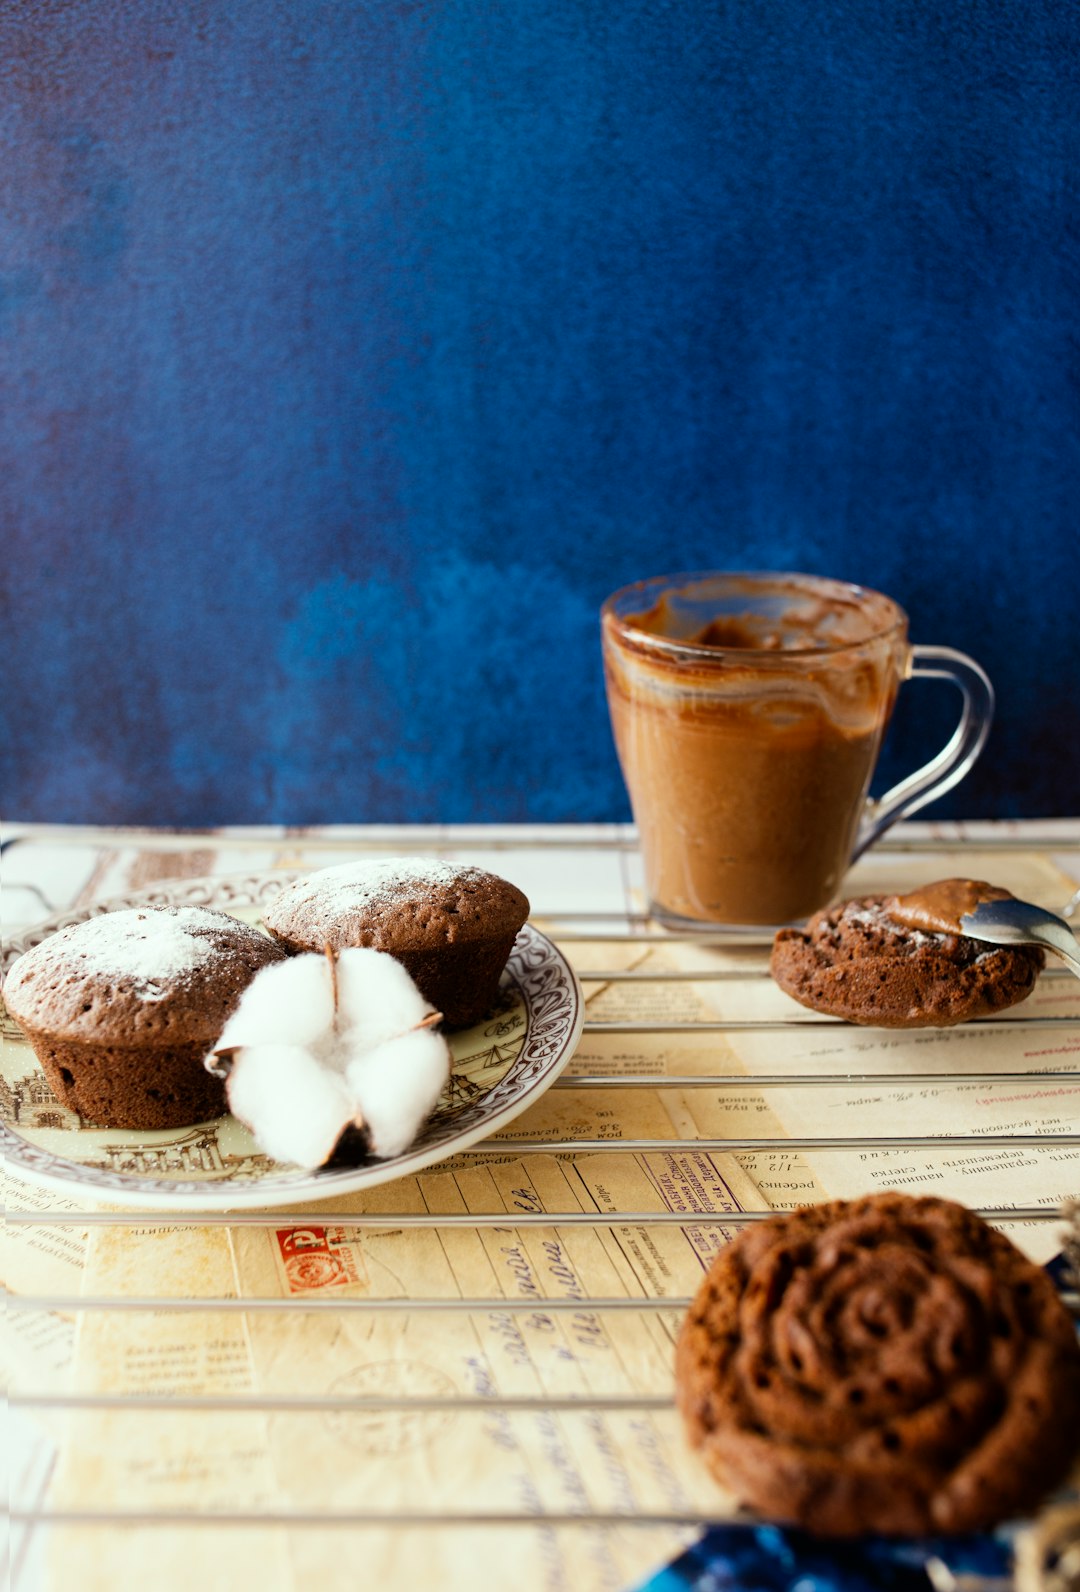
[4,906,287,1129]
[264,858,530,1028]
[676,1193,1080,1537]
[771,894,1044,1027]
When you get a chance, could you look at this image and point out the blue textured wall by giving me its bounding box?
[3,1,1078,824]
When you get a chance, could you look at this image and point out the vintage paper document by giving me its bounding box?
[12,837,1080,1590]
[40,1147,768,1591]
[0,1167,85,1395]
[42,1223,291,1591]
[225,1151,761,1589]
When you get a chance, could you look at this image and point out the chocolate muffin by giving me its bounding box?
[676,1193,1080,1537]
[4,906,287,1130]
[771,894,1044,1027]
[264,859,530,1028]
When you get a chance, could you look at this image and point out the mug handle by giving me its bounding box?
[850,645,995,863]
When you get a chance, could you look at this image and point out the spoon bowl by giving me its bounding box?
[960,899,1080,979]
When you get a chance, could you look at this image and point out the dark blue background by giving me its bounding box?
[3,1,1078,824]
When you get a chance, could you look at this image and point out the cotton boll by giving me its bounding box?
[226,1044,354,1169]
[335,948,438,1050]
[210,946,448,1170]
[214,954,335,1054]
[345,1027,451,1159]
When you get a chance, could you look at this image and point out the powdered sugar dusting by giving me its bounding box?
[276,857,474,916]
[843,903,937,946]
[841,900,1002,955]
[8,907,231,1002]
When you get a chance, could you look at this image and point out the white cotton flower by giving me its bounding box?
[344,1027,453,1159]
[334,947,436,1050]
[215,953,335,1052]
[206,947,450,1170]
[225,1043,355,1170]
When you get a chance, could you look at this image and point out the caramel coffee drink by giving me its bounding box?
[602,573,992,926]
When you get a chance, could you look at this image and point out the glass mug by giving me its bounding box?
[601,572,993,926]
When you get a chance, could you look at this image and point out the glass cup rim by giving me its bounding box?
[601,570,909,661]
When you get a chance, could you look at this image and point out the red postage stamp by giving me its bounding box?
[274,1226,366,1294]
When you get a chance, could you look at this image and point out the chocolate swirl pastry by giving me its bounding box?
[676,1193,1080,1537]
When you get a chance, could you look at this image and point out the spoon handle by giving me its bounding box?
[1038,922,1080,979]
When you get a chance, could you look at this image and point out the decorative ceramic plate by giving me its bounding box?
[0,873,584,1211]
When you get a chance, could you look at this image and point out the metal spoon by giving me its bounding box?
[960,898,1080,978]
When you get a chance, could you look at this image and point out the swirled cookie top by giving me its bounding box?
[676,1191,1080,1536]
